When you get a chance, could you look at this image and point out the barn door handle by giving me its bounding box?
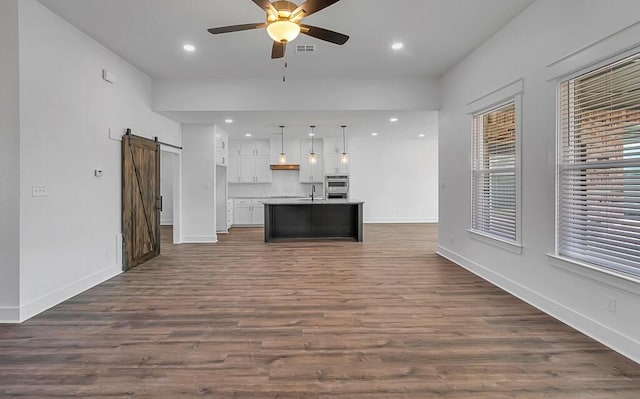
[159,196,163,212]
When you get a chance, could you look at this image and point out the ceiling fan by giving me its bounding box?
[207,0,349,59]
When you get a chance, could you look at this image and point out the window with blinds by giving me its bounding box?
[472,102,518,242]
[558,52,640,278]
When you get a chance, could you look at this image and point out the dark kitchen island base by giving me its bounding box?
[264,199,364,242]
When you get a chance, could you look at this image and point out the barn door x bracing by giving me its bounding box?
[122,133,161,271]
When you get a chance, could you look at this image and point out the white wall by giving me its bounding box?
[0,0,21,321]
[226,132,439,224]
[17,0,181,321]
[181,124,216,243]
[438,0,640,362]
[153,77,440,112]
[350,137,438,223]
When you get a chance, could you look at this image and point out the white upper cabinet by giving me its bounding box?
[270,137,301,164]
[215,127,229,167]
[322,137,342,155]
[322,137,349,175]
[299,139,324,183]
[229,139,272,183]
[228,156,241,183]
[324,153,350,175]
[254,157,272,182]
[301,138,323,156]
[299,155,324,183]
[238,140,270,156]
[216,129,228,150]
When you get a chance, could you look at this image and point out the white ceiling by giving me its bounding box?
[37,0,535,79]
[36,0,534,139]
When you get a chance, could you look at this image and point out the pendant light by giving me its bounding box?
[309,125,317,165]
[279,125,286,164]
[340,125,349,165]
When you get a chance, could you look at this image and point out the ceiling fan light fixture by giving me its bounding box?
[267,20,300,43]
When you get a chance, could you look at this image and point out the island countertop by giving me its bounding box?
[263,198,364,205]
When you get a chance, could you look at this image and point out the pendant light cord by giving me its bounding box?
[341,125,347,152]
[280,125,285,152]
[310,125,316,152]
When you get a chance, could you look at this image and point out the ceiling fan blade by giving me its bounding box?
[292,0,340,19]
[251,0,278,16]
[208,23,267,35]
[272,41,286,59]
[300,24,349,45]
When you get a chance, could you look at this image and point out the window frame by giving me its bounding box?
[469,93,523,251]
[554,51,640,282]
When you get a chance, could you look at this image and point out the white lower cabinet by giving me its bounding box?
[233,198,266,226]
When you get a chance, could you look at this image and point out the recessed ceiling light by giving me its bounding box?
[183,44,196,52]
[371,132,378,136]
[225,119,233,124]
[245,133,252,137]
[309,133,315,137]
[389,117,398,122]
[419,134,425,138]
[391,42,404,50]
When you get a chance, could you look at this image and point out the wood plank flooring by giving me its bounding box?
[1,224,640,398]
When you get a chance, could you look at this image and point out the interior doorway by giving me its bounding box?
[160,146,182,244]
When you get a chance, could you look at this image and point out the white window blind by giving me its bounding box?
[558,52,640,278]
[472,102,517,242]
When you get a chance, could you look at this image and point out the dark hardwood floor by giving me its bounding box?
[1,224,639,398]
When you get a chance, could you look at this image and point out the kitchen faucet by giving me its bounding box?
[310,184,316,201]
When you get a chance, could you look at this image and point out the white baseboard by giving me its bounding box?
[18,265,122,323]
[182,235,217,243]
[364,217,438,224]
[0,306,20,323]
[436,245,640,365]
[160,221,173,226]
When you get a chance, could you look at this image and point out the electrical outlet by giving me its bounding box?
[32,185,48,197]
[606,295,616,313]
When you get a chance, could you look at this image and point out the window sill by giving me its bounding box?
[468,229,523,254]
[546,254,640,295]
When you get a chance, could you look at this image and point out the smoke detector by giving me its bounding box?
[295,44,316,54]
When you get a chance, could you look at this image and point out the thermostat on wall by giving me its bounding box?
[94,169,104,177]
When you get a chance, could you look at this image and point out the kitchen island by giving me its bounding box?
[264,199,364,242]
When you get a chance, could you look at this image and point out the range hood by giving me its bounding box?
[270,164,300,170]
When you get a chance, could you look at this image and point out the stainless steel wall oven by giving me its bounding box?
[325,175,349,199]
